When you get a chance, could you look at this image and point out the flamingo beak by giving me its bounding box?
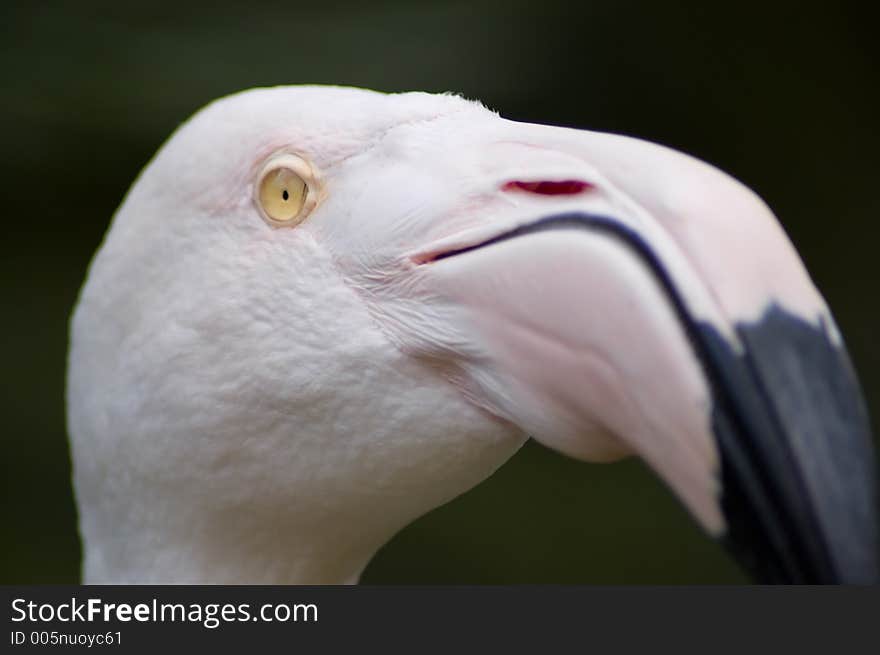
[418,210,878,584]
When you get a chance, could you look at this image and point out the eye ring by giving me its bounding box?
[254,153,320,227]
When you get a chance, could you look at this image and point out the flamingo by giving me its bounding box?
[67,85,877,584]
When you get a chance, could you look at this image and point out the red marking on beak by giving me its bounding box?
[502,180,594,195]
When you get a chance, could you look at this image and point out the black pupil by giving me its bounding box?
[282,189,289,201]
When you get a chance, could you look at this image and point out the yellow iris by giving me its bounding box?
[258,166,308,224]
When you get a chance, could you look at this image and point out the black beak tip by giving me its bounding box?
[698,306,879,584]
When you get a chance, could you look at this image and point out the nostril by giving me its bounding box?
[502,180,594,196]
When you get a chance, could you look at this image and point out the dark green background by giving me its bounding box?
[2,1,877,583]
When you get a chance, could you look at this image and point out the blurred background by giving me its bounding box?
[1,0,877,584]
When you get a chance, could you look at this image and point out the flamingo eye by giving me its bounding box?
[255,154,318,227]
